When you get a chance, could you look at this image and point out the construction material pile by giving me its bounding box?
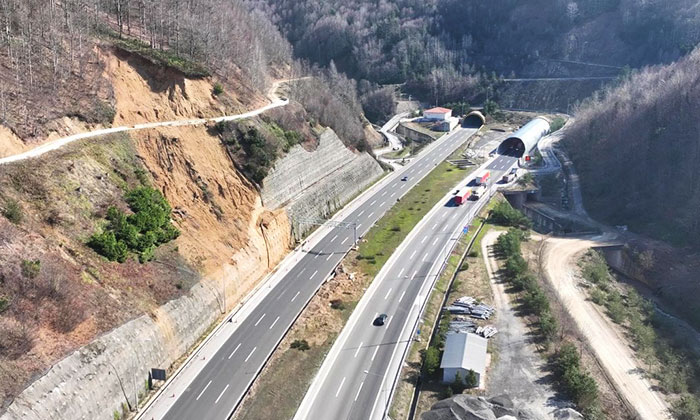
[445,296,496,320]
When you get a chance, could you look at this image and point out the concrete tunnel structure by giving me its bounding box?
[462,110,486,128]
[498,116,551,157]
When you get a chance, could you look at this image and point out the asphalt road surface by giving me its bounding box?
[297,154,518,420]
[163,127,480,419]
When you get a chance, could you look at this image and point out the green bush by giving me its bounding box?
[512,272,537,291]
[88,231,129,263]
[539,311,558,342]
[504,254,528,278]
[604,289,627,324]
[590,288,606,305]
[88,187,179,263]
[490,201,531,229]
[495,228,523,256]
[464,369,478,388]
[672,393,700,420]
[2,199,23,224]
[330,299,346,310]
[553,342,600,413]
[523,288,550,315]
[0,295,9,313]
[451,371,466,393]
[550,116,566,132]
[517,173,534,186]
[212,83,224,96]
[423,346,440,376]
[581,251,610,286]
[20,259,41,279]
[290,339,310,351]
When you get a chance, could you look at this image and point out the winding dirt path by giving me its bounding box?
[0,78,299,166]
[540,235,670,420]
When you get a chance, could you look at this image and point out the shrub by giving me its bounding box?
[290,339,310,351]
[517,173,534,186]
[672,393,700,420]
[490,201,531,229]
[20,259,41,279]
[504,254,528,278]
[2,199,23,224]
[0,295,9,313]
[423,346,440,376]
[495,228,523,257]
[464,369,478,388]
[212,83,224,96]
[550,116,566,132]
[0,318,34,359]
[451,371,466,394]
[89,231,129,263]
[523,288,550,315]
[88,187,179,263]
[330,299,346,310]
[590,288,606,305]
[605,289,627,324]
[553,342,600,413]
[539,311,558,342]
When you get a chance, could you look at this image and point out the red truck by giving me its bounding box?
[454,188,471,205]
[474,170,490,185]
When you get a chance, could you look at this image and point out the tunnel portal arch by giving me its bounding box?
[463,111,486,128]
[498,117,550,157]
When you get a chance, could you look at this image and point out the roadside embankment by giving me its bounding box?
[261,128,384,239]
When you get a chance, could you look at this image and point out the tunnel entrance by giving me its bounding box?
[498,137,526,157]
[462,111,485,128]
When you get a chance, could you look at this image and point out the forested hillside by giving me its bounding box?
[250,0,700,107]
[565,46,700,248]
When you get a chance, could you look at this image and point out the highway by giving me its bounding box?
[295,152,518,420]
[159,127,481,419]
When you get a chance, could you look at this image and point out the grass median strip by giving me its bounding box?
[233,150,478,420]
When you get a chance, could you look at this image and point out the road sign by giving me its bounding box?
[151,368,167,381]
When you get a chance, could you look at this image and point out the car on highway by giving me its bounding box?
[373,314,388,326]
[401,176,408,181]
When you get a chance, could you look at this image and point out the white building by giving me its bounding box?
[424,107,452,121]
[440,332,487,386]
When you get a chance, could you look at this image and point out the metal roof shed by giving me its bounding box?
[440,332,487,385]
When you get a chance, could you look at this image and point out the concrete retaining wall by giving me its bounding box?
[1,281,221,420]
[396,122,435,143]
[261,128,384,239]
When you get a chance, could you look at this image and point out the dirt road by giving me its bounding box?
[482,230,562,418]
[541,234,670,419]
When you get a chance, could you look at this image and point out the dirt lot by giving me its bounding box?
[482,230,562,418]
[539,234,670,419]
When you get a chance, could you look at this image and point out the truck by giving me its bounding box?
[454,188,471,205]
[474,170,490,185]
[472,185,487,199]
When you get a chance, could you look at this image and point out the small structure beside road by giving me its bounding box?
[424,107,452,121]
[440,332,488,386]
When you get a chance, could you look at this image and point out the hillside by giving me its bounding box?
[0,2,385,416]
[565,46,700,248]
[252,0,700,109]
